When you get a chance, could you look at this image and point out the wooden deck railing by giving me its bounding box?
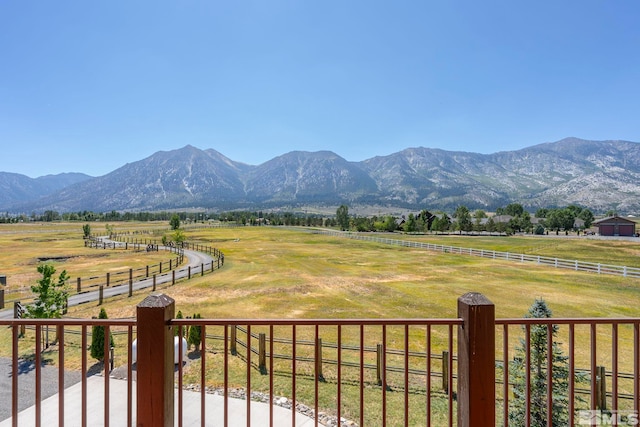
[1,293,639,426]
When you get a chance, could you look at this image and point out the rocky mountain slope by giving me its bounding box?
[0,172,92,206]
[3,138,640,213]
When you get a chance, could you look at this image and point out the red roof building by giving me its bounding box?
[593,216,637,237]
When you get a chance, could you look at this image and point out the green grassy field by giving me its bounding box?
[2,223,639,425]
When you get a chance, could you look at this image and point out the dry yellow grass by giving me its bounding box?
[3,223,640,423]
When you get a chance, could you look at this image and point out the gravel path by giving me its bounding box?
[0,357,83,422]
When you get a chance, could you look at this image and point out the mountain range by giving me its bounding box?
[2,137,640,214]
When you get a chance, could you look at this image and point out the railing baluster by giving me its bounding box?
[360,324,364,427]
[224,325,229,427]
[382,324,387,427]
[448,323,453,427]
[503,324,509,427]
[591,324,598,412]
[201,325,206,427]
[337,325,342,426]
[426,324,431,427]
[246,324,251,427]
[404,324,409,427]
[314,324,319,427]
[292,325,297,427]
[127,325,133,427]
[569,323,575,427]
[546,324,553,426]
[58,325,65,427]
[611,323,618,417]
[81,324,87,427]
[35,324,41,427]
[635,322,639,416]
[12,324,19,427]
[104,325,110,427]
[269,325,274,427]
[525,324,531,427]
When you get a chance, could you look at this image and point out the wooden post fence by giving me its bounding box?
[128,269,133,297]
[230,325,237,355]
[316,337,324,381]
[596,365,607,410]
[376,343,383,386]
[259,333,267,374]
[442,350,449,393]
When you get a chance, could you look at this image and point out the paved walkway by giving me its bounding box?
[0,375,316,427]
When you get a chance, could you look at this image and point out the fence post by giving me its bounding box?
[201,263,204,277]
[457,292,495,427]
[259,333,267,374]
[376,343,383,386]
[98,285,104,305]
[596,365,607,410]
[0,289,3,310]
[442,351,449,393]
[106,272,110,287]
[230,325,237,355]
[172,270,176,286]
[136,294,175,427]
[76,277,81,293]
[129,269,133,297]
[316,337,324,381]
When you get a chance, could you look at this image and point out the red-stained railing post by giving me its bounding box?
[136,294,175,427]
[457,292,495,427]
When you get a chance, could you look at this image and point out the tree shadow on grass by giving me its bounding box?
[14,355,54,376]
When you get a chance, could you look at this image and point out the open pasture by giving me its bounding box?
[0,221,177,301]
[3,224,640,425]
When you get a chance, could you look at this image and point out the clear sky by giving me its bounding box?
[1,1,639,178]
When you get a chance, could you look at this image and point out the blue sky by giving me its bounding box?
[1,1,639,178]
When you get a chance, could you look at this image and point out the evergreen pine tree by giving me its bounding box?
[90,308,114,361]
[175,310,184,337]
[187,313,202,351]
[509,299,572,426]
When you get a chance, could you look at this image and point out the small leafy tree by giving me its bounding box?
[26,264,69,320]
[90,308,114,361]
[25,263,70,346]
[403,213,417,233]
[170,214,181,230]
[82,223,91,239]
[509,299,574,426]
[336,205,349,231]
[454,205,473,234]
[188,313,202,351]
[173,229,186,245]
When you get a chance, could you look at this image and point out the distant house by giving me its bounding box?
[491,215,513,224]
[593,216,637,237]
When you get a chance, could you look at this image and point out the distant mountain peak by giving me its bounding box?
[3,138,640,214]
